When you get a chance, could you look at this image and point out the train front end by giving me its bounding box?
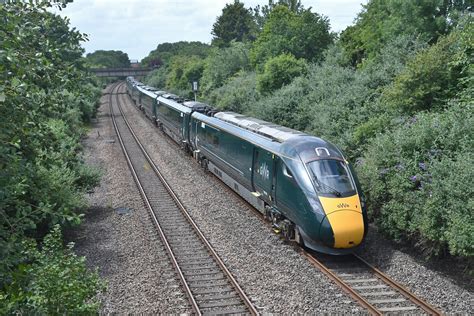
[281,137,368,254]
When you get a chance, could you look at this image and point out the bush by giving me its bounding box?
[145,67,168,89]
[250,5,332,67]
[0,225,105,314]
[205,71,259,113]
[200,41,251,96]
[0,2,104,310]
[250,75,310,130]
[382,22,473,113]
[165,55,206,97]
[357,101,473,257]
[256,53,307,94]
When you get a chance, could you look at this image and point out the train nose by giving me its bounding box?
[320,211,364,248]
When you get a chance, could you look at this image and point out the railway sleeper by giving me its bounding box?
[195,293,239,301]
[187,280,229,288]
[198,299,246,309]
[184,270,222,277]
[186,274,227,282]
[192,287,235,295]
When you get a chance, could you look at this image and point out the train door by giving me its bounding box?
[252,148,275,203]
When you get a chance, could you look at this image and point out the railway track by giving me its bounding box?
[108,82,258,315]
[200,167,441,315]
[114,81,442,315]
[305,252,442,315]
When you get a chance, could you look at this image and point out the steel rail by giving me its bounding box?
[306,251,382,315]
[112,82,258,315]
[108,83,201,315]
[354,254,442,315]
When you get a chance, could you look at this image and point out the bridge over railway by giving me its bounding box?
[91,67,154,78]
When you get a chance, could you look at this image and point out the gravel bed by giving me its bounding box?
[356,226,473,314]
[69,90,190,314]
[118,93,362,313]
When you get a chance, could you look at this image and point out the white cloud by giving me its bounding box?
[55,0,367,60]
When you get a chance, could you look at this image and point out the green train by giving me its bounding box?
[126,77,368,254]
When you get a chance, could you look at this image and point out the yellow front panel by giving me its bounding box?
[319,195,364,248]
[318,194,362,215]
[327,211,364,248]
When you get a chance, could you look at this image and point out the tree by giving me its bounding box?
[165,55,206,96]
[250,5,332,68]
[141,41,210,67]
[256,53,307,94]
[200,41,251,95]
[253,0,305,29]
[340,0,473,66]
[85,50,130,68]
[0,0,103,312]
[211,0,257,47]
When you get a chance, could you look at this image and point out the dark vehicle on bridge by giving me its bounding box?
[126,78,368,255]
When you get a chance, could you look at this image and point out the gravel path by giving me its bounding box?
[69,87,190,314]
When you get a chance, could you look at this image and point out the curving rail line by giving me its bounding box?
[108,82,258,315]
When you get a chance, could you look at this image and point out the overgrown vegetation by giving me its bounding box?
[1,1,104,311]
[142,0,473,262]
[84,50,131,68]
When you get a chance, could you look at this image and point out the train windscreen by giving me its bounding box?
[306,159,356,196]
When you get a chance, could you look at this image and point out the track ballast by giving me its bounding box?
[108,82,258,315]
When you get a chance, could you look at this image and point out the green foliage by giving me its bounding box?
[0,1,103,309]
[250,75,309,130]
[145,66,168,89]
[200,41,251,95]
[85,50,130,68]
[256,53,307,94]
[141,41,210,67]
[211,0,257,47]
[250,5,332,67]
[252,0,305,30]
[357,101,473,257]
[205,71,259,113]
[382,22,473,113]
[0,225,105,314]
[165,56,206,97]
[340,0,471,65]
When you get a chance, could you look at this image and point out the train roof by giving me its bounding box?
[214,112,306,143]
[192,111,345,162]
[161,93,182,101]
[137,85,157,98]
[157,95,192,114]
[182,101,212,111]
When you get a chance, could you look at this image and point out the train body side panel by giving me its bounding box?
[141,93,155,120]
[195,120,254,190]
[156,102,185,144]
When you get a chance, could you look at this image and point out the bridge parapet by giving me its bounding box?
[91,67,154,77]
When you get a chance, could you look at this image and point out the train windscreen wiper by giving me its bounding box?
[311,174,342,197]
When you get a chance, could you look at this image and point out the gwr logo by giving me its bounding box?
[257,162,270,180]
[337,203,349,209]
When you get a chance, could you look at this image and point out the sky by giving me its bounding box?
[54,0,367,61]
